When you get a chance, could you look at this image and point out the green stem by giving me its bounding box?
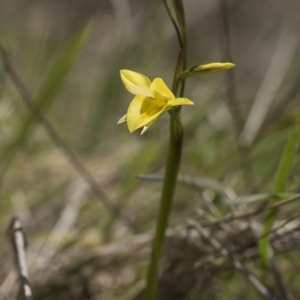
[145,1,187,299]
[145,48,185,300]
[145,45,185,300]
[145,114,183,300]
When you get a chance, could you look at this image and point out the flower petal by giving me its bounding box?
[140,119,157,135]
[127,95,168,132]
[117,114,127,124]
[120,70,154,97]
[150,78,175,100]
[168,97,194,107]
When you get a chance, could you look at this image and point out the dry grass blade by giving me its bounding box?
[36,181,88,272]
[187,218,276,300]
[270,255,296,300]
[218,0,243,133]
[240,27,299,146]
[8,216,32,300]
[200,194,300,227]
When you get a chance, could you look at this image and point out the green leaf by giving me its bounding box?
[172,42,186,94]
[273,117,300,193]
[137,173,231,200]
[34,22,93,118]
[172,0,186,42]
[259,116,300,271]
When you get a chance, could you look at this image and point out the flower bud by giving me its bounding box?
[181,62,235,78]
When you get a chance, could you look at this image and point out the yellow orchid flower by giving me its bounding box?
[117,70,194,134]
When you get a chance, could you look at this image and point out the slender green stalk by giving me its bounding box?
[145,46,185,300]
[145,2,187,299]
[145,114,183,300]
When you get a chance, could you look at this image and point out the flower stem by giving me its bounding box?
[145,36,185,300]
[145,1,187,299]
[145,113,183,300]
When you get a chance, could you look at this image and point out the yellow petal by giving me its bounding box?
[117,114,127,124]
[168,97,194,107]
[120,70,154,97]
[127,95,168,132]
[150,78,175,100]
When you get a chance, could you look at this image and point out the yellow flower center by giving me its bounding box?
[142,100,167,118]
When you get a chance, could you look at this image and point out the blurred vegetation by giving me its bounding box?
[0,0,300,299]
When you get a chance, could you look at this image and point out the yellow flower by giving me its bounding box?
[118,70,194,134]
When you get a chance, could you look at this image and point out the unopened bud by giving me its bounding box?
[181,62,235,78]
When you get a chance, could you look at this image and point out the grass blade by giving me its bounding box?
[1,21,94,170]
[259,116,300,270]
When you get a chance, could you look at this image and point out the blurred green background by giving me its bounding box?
[0,0,300,299]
